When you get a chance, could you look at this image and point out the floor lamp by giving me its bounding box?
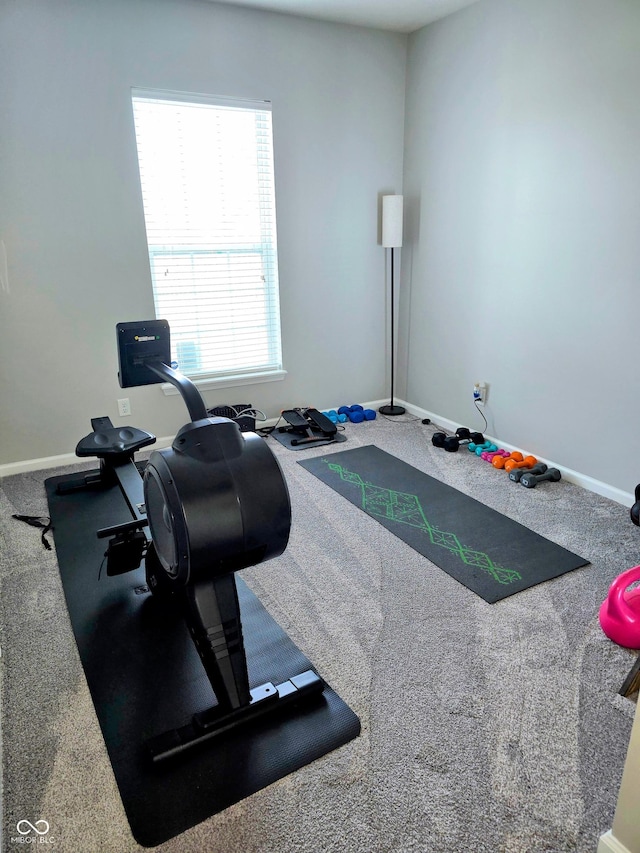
[379,194,405,416]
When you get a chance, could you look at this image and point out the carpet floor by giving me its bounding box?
[1,415,638,852]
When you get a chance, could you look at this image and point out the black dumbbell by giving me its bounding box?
[630,484,640,526]
[432,427,485,453]
[520,467,562,488]
[509,462,547,483]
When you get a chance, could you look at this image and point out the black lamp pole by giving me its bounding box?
[379,189,405,419]
[379,245,405,416]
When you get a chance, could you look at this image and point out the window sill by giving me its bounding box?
[160,368,287,396]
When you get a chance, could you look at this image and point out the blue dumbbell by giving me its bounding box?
[323,409,347,424]
[472,441,497,455]
[338,404,366,423]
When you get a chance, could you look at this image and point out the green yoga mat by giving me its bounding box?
[299,445,589,603]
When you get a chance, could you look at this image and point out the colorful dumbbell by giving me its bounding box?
[504,454,537,472]
[337,405,376,423]
[323,409,348,424]
[492,451,523,470]
[475,442,497,455]
[481,449,508,462]
[467,440,498,456]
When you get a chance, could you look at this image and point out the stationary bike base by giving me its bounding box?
[146,669,324,763]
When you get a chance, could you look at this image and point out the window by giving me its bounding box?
[131,89,284,388]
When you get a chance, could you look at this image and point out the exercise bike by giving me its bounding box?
[59,319,323,762]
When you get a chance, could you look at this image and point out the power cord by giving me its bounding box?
[12,514,52,550]
[257,414,283,436]
[473,401,488,433]
[379,412,424,425]
[233,407,267,422]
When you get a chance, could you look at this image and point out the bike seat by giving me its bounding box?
[76,416,156,459]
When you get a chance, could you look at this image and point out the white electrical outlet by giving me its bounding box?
[473,382,489,406]
[118,397,131,417]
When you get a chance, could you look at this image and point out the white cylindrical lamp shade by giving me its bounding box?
[382,195,403,248]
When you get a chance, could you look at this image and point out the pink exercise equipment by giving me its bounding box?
[599,565,640,649]
[480,449,509,463]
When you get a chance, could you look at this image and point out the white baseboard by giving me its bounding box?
[0,436,175,480]
[597,830,632,853]
[394,398,635,508]
[0,451,82,478]
[0,398,635,508]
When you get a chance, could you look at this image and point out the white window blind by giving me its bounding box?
[131,89,283,382]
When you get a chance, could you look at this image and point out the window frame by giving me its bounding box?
[130,87,286,394]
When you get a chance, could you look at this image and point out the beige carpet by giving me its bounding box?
[1,415,638,852]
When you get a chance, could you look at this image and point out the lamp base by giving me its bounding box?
[378,404,406,417]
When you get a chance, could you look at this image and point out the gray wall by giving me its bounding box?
[0,0,406,464]
[3,0,640,500]
[401,0,640,495]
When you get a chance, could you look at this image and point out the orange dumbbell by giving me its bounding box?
[504,454,537,472]
[492,451,523,470]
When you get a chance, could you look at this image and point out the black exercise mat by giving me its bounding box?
[298,445,589,603]
[45,472,360,848]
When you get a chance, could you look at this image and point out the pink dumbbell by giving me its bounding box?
[481,449,509,462]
